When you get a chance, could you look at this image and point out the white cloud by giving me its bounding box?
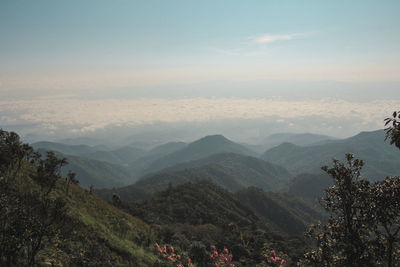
[0,97,398,138]
[250,33,303,44]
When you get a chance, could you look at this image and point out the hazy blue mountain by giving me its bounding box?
[81,146,146,165]
[146,141,187,156]
[32,141,97,155]
[262,130,400,180]
[60,154,136,189]
[140,135,258,175]
[161,152,291,187]
[128,141,187,176]
[243,133,335,154]
[57,136,104,146]
[133,152,291,194]
[266,132,335,146]
[33,141,146,166]
[35,148,135,189]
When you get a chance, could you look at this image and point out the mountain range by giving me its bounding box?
[262,130,400,180]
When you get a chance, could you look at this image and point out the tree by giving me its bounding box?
[0,129,70,266]
[66,170,79,195]
[384,110,400,149]
[302,111,400,266]
[371,176,400,267]
[302,154,376,266]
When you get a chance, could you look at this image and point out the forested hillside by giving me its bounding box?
[0,130,162,266]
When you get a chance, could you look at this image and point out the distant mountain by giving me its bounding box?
[134,152,291,193]
[32,141,97,155]
[139,135,258,175]
[62,154,136,188]
[128,141,187,177]
[81,146,146,165]
[266,133,335,147]
[33,141,146,166]
[146,141,187,156]
[36,149,135,189]
[262,130,400,180]
[57,136,103,146]
[243,133,335,154]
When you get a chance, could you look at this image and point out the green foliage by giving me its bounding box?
[0,129,68,266]
[385,110,400,150]
[302,154,400,267]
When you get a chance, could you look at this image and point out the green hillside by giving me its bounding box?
[0,130,162,266]
[121,180,320,265]
[236,187,324,235]
[286,173,333,202]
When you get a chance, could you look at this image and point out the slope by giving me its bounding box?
[1,130,161,266]
[122,181,322,265]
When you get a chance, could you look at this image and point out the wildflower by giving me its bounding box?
[223,247,229,254]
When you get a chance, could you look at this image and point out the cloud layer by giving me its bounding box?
[0,96,397,140]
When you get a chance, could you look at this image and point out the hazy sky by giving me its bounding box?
[1,1,399,143]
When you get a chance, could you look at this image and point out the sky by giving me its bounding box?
[1,0,400,144]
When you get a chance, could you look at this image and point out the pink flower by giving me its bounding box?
[223,247,229,254]
[154,242,160,248]
[169,246,175,253]
[270,250,276,256]
[280,259,286,266]
[211,245,216,250]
